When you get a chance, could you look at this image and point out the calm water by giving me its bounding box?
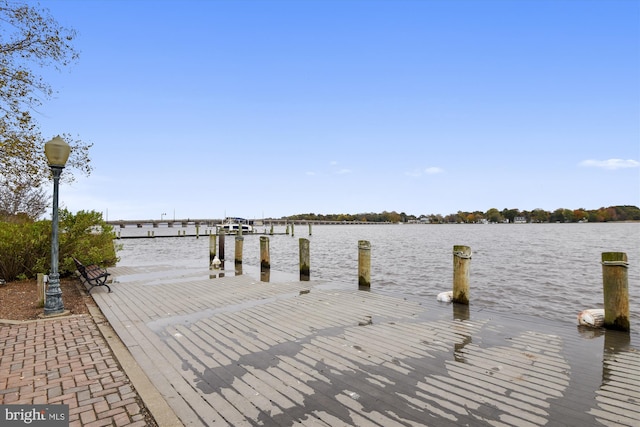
[115,223,640,331]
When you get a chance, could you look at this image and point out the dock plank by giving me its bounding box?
[93,265,640,427]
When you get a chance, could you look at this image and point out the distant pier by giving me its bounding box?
[106,219,391,228]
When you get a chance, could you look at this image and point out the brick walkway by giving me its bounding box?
[0,315,155,427]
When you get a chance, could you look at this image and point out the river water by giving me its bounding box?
[115,222,639,333]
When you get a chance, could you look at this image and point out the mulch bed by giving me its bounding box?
[0,277,92,321]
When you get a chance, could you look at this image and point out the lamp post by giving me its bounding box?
[44,136,71,316]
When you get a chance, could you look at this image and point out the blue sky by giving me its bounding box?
[35,0,639,220]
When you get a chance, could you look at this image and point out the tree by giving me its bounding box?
[501,208,520,224]
[486,208,502,223]
[530,208,549,223]
[573,208,587,222]
[562,209,575,223]
[0,1,92,219]
[550,208,565,223]
[0,174,47,221]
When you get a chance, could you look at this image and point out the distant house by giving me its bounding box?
[514,216,527,224]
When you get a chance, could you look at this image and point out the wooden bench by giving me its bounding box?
[73,257,112,293]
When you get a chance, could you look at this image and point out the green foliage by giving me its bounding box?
[286,210,406,223]
[58,209,118,273]
[282,205,640,224]
[0,219,49,281]
[0,209,117,282]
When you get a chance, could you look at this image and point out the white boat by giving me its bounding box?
[218,218,254,234]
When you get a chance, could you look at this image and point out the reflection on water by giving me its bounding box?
[115,223,639,333]
[260,270,270,282]
[592,330,637,421]
[577,325,606,339]
[453,303,470,321]
[601,331,632,381]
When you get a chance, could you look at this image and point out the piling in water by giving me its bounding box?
[209,234,217,267]
[219,232,225,264]
[235,236,244,265]
[260,236,270,271]
[299,238,310,281]
[602,252,630,332]
[358,240,371,288]
[453,245,471,305]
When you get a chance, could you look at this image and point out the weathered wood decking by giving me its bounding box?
[91,265,639,426]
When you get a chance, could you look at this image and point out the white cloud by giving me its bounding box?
[425,167,444,175]
[306,171,316,176]
[335,168,352,175]
[580,159,639,170]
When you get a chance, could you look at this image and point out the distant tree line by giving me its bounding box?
[282,205,640,224]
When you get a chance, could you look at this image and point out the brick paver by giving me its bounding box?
[0,315,155,427]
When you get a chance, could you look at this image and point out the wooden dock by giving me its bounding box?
[91,265,639,426]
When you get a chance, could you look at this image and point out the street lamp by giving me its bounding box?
[44,136,71,316]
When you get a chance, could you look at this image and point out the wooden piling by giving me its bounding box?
[299,238,310,281]
[37,273,45,307]
[270,224,274,235]
[260,236,270,271]
[358,240,371,288]
[209,234,217,266]
[291,223,295,237]
[309,223,312,236]
[196,224,200,239]
[453,245,471,305]
[235,236,244,265]
[219,231,225,264]
[602,252,630,331]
